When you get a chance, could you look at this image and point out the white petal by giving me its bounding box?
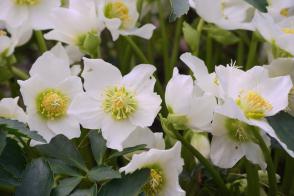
[165,68,193,115]
[122,127,165,149]
[56,76,84,98]
[120,24,156,39]
[49,43,70,65]
[129,92,161,127]
[188,94,216,130]
[256,76,293,116]
[65,45,84,64]
[210,136,245,168]
[101,116,136,151]
[121,64,156,93]
[47,116,80,139]
[82,58,122,96]
[29,52,71,84]
[68,93,104,129]
[243,142,267,170]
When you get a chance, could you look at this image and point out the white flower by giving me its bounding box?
[0,97,27,123]
[215,65,294,157]
[122,127,165,150]
[267,0,294,22]
[119,142,185,196]
[97,0,156,41]
[18,43,83,145]
[45,0,103,55]
[211,101,270,169]
[253,12,294,56]
[180,52,224,98]
[264,58,294,116]
[0,22,32,56]
[165,67,216,131]
[0,0,60,29]
[69,58,162,151]
[189,0,255,30]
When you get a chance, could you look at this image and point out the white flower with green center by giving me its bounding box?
[69,58,161,151]
[215,65,294,157]
[210,101,270,169]
[189,0,255,30]
[253,12,294,56]
[0,0,60,29]
[45,0,103,57]
[165,67,216,131]
[263,58,294,116]
[119,142,185,196]
[18,43,83,145]
[0,97,27,123]
[98,0,156,41]
[0,22,32,57]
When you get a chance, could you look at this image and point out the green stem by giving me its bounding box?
[245,33,258,70]
[34,30,47,53]
[205,34,213,72]
[168,18,183,82]
[123,36,148,63]
[237,41,244,67]
[245,159,260,196]
[194,18,204,56]
[282,155,294,195]
[253,130,277,196]
[172,129,228,194]
[11,66,29,80]
[157,0,169,69]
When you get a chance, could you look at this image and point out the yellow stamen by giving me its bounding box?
[0,30,7,37]
[102,86,137,120]
[144,168,164,196]
[282,28,294,34]
[236,90,272,119]
[36,89,69,120]
[104,1,131,29]
[280,8,289,17]
[14,0,39,6]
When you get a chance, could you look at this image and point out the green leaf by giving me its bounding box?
[0,138,26,187]
[47,159,82,177]
[243,0,268,13]
[15,159,53,196]
[98,169,150,196]
[0,130,6,155]
[36,135,87,172]
[204,24,240,45]
[0,118,46,143]
[52,176,83,196]
[183,22,198,53]
[169,0,189,22]
[267,112,294,152]
[89,130,106,165]
[88,166,121,182]
[70,184,97,196]
[107,144,147,160]
[0,66,13,82]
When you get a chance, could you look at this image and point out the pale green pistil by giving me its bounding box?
[36,89,69,120]
[103,86,137,120]
[225,118,254,143]
[14,0,39,6]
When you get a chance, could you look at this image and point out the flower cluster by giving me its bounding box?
[0,0,294,195]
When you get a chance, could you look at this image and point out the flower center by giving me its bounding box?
[36,89,69,120]
[225,118,254,142]
[14,0,39,6]
[144,168,164,196]
[236,90,272,119]
[280,8,289,17]
[102,86,137,120]
[282,28,294,34]
[104,1,131,29]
